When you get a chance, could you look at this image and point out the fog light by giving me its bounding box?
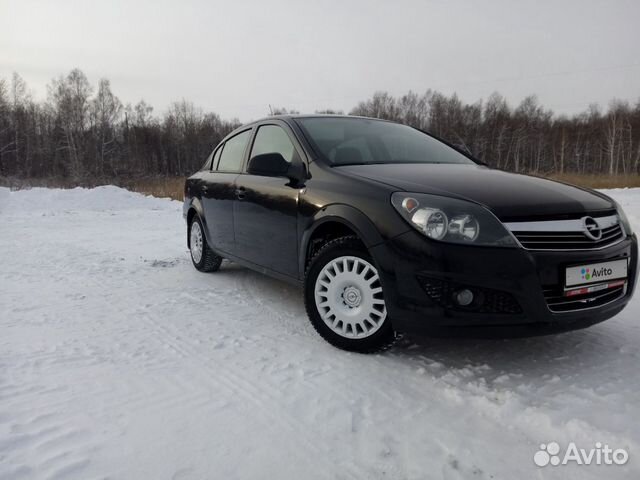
[454,288,474,306]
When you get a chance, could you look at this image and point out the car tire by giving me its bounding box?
[189,215,223,272]
[304,236,396,353]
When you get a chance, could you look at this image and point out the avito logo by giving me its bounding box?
[582,266,613,281]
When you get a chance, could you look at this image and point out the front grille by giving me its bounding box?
[513,224,624,250]
[506,214,625,251]
[543,284,626,313]
[419,276,522,314]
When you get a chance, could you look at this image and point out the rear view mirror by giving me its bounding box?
[247,153,290,177]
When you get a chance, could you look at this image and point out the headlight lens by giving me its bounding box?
[412,208,448,240]
[449,214,480,241]
[391,192,518,247]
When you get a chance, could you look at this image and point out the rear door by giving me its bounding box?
[202,129,252,255]
[233,122,304,278]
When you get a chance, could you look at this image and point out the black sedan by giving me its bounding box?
[183,115,637,352]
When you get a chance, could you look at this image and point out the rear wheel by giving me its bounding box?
[304,236,396,353]
[189,215,223,272]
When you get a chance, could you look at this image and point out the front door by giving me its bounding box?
[233,124,303,278]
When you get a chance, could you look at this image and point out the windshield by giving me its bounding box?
[295,117,475,166]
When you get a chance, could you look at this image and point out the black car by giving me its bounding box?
[183,115,637,352]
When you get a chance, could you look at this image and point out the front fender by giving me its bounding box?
[299,204,384,278]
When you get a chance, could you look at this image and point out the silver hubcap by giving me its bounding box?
[190,221,203,264]
[314,255,387,339]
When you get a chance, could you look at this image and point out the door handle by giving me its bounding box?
[235,186,246,200]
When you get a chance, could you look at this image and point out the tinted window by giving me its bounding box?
[250,125,296,164]
[328,137,374,164]
[217,130,251,172]
[295,117,474,166]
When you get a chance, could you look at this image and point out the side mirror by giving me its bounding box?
[247,153,290,177]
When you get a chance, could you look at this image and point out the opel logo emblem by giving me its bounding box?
[582,216,602,241]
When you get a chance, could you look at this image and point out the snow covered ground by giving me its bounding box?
[1,185,639,480]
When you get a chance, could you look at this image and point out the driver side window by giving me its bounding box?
[249,125,297,165]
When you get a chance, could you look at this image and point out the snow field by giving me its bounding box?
[1,185,639,479]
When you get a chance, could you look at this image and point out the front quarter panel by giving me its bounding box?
[298,163,411,277]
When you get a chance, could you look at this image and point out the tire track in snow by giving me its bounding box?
[30,240,361,479]
[134,301,363,480]
[1,227,180,479]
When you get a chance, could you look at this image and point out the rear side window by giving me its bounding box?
[250,125,297,164]
[217,130,251,172]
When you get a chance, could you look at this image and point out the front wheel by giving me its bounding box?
[189,215,223,272]
[304,236,396,353]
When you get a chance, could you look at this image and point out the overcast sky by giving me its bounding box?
[1,0,639,121]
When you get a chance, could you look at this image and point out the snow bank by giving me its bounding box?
[0,185,180,215]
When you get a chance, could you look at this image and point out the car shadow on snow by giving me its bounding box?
[390,321,636,391]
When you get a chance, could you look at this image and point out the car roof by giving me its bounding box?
[221,114,397,143]
[241,114,396,128]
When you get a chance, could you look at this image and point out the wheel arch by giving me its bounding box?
[186,198,207,248]
[299,204,383,278]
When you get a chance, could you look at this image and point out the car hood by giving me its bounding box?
[336,164,614,219]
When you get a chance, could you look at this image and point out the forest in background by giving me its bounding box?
[1,68,640,183]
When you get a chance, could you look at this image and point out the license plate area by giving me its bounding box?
[563,279,626,297]
[565,258,628,289]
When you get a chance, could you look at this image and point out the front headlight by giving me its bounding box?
[612,199,634,235]
[391,192,518,247]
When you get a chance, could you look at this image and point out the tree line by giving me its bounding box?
[1,68,639,180]
[0,70,240,179]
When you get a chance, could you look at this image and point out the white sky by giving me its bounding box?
[1,0,639,122]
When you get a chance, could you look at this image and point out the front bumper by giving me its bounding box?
[370,230,638,337]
